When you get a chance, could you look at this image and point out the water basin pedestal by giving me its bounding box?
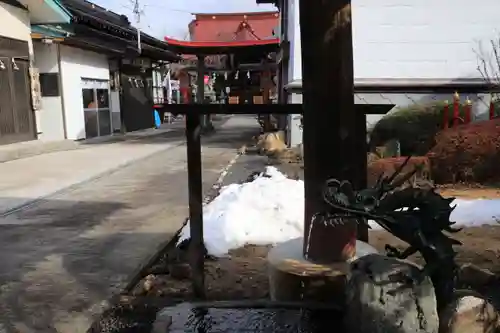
[267,237,377,305]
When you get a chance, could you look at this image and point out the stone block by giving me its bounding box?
[440,293,499,333]
[345,254,439,333]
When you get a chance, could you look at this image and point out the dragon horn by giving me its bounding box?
[375,172,385,189]
[358,217,372,228]
[386,156,412,186]
[389,168,419,189]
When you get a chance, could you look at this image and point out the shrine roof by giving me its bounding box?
[188,11,279,42]
[163,37,279,55]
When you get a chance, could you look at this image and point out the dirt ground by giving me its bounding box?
[92,154,500,332]
[128,223,500,305]
[127,158,500,302]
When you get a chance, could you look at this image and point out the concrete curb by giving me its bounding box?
[0,116,233,163]
[0,128,176,164]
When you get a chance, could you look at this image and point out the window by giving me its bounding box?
[152,70,164,105]
[81,79,111,138]
[97,89,109,108]
[82,88,95,108]
[39,73,60,97]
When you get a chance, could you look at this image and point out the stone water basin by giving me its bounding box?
[153,302,343,333]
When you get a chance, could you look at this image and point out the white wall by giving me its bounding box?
[0,2,33,56]
[286,0,301,82]
[59,45,110,140]
[33,42,66,140]
[286,0,500,83]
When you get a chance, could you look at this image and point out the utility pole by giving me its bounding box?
[300,0,367,262]
[132,0,142,52]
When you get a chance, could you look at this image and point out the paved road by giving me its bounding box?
[0,116,259,333]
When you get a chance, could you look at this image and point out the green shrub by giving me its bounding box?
[369,101,470,155]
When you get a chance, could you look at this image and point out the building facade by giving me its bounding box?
[30,0,179,142]
[0,0,72,144]
[34,42,112,140]
[259,0,500,146]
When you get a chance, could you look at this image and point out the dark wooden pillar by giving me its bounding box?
[300,0,364,262]
[186,55,205,298]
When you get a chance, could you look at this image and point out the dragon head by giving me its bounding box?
[322,156,418,217]
[321,156,462,238]
[323,179,380,214]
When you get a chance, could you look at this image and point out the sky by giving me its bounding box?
[92,0,276,40]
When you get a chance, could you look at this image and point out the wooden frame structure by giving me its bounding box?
[166,37,288,298]
[165,0,368,297]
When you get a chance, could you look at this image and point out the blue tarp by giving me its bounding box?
[154,109,162,129]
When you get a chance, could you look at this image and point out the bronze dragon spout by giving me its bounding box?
[318,156,462,311]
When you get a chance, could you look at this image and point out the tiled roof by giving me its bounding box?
[188,11,279,42]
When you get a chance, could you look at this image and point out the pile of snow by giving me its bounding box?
[178,167,304,256]
[178,167,500,256]
[446,198,500,227]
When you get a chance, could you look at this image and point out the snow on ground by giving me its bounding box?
[178,167,500,256]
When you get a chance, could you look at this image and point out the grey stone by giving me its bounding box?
[440,292,500,333]
[345,254,439,333]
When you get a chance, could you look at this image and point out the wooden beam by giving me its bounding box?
[30,34,65,42]
[169,103,301,115]
[300,0,365,262]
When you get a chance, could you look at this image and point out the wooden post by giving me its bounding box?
[299,0,361,262]
[490,99,496,120]
[186,55,205,299]
[354,107,368,242]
